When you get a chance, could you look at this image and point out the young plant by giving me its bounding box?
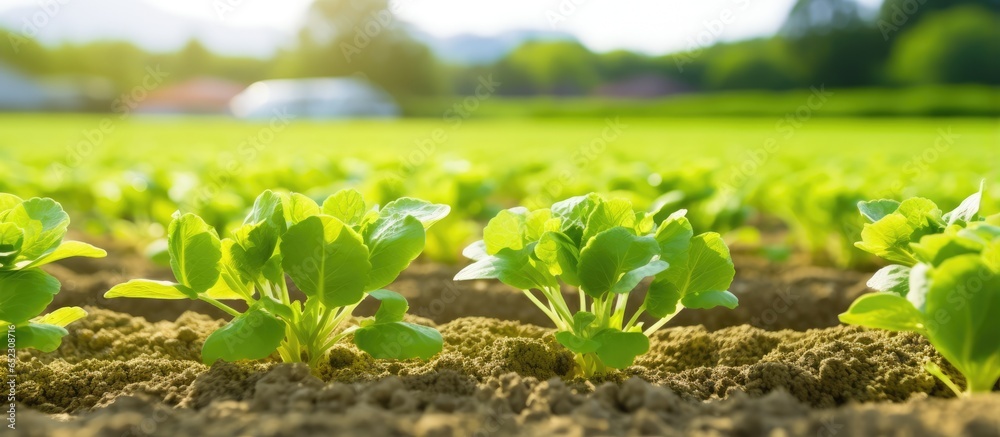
[840,184,1000,395]
[0,193,107,351]
[455,193,737,377]
[106,190,447,370]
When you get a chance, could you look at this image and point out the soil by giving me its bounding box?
[13,242,1000,436]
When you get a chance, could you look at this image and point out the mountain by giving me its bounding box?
[0,0,575,63]
[0,0,291,58]
[413,29,577,65]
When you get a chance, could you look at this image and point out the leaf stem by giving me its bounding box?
[924,361,964,397]
[522,289,564,329]
[624,304,646,331]
[643,312,676,337]
[198,295,241,317]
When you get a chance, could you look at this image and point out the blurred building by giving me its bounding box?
[230,77,400,119]
[0,63,48,110]
[136,77,245,114]
[594,75,694,98]
[0,62,113,111]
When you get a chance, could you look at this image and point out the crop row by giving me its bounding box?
[2,186,997,394]
[2,151,994,269]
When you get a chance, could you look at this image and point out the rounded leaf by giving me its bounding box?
[353,321,443,360]
[202,307,285,364]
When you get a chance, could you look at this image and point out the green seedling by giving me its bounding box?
[455,193,737,377]
[840,183,1000,395]
[0,193,107,351]
[106,189,447,370]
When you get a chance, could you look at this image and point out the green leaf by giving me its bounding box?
[261,253,284,284]
[656,209,694,254]
[572,311,597,333]
[168,213,222,294]
[555,331,600,354]
[204,275,245,301]
[244,190,286,234]
[923,255,1000,392]
[943,183,984,226]
[13,323,68,352]
[483,208,528,255]
[462,240,489,261]
[454,245,554,291]
[652,210,693,284]
[896,198,945,242]
[379,197,450,229]
[983,240,1000,272]
[0,222,24,269]
[525,209,560,241]
[353,321,443,360]
[0,194,22,213]
[202,306,285,364]
[229,221,279,281]
[858,199,900,222]
[612,259,669,295]
[368,289,408,323]
[651,232,735,312]
[259,295,294,320]
[281,215,371,308]
[907,263,931,312]
[645,278,682,318]
[578,227,661,298]
[681,290,738,309]
[23,240,106,269]
[684,233,736,296]
[0,269,59,325]
[209,239,250,300]
[551,194,601,230]
[32,306,87,327]
[593,329,649,369]
[910,234,982,267]
[322,189,367,226]
[838,292,926,333]
[582,198,636,244]
[363,214,425,291]
[533,231,581,286]
[3,198,69,263]
[866,265,911,296]
[958,223,1000,245]
[283,193,321,224]
[105,279,190,300]
[855,214,917,265]
[634,212,655,235]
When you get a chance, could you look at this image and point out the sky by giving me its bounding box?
[0,0,885,55]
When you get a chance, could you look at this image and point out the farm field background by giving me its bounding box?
[2,114,997,268]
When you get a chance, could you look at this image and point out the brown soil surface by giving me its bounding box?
[14,308,1000,437]
[23,240,998,436]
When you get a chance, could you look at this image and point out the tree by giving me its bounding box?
[498,41,600,96]
[289,0,444,96]
[886,6,1000,84]
[779,0,888,87]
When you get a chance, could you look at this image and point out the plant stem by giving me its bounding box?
[521,289,563,328]
[643,313,677,337]
[545,286,574,323]
[624,304,646,331]
[924,361,965,397]
[198,296,241,317]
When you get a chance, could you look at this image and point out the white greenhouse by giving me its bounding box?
[229,77,400,119]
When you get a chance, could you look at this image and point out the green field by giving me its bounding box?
[1,114,997,266]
